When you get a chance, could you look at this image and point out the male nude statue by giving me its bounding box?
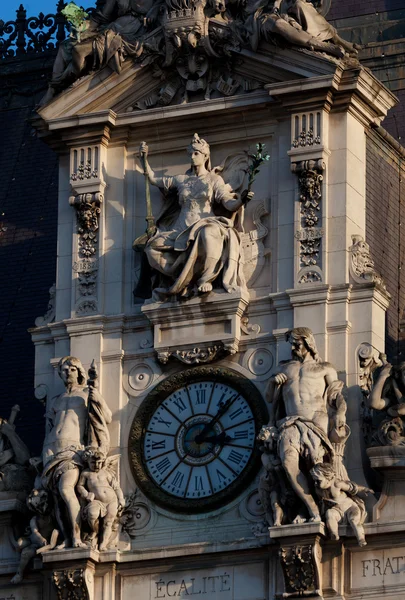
[266,327,347,522]
[41,356,112,548]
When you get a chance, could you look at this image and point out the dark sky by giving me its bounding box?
[1,0,79,22]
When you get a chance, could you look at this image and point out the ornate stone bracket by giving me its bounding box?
[270,523,325,599]
[142,290,249,364]
[53,568,90,600]
[291,159,325,285]
[349,235,386,289]
[157,344,225,365]
[69,143,107,316]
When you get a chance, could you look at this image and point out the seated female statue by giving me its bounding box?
[139,134,252,300]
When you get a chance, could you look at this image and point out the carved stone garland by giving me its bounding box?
[291,159,325,284]
[70,192,102,315]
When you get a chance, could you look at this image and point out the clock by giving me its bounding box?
[128,366,268,513]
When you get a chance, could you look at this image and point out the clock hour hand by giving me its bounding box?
[195,396,237,444]
[203,432,231,445]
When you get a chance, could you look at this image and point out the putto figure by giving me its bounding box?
[139,134,253,299]
[41,356,112,549]
[77,447,125,551]
[311,463,373,547]
[11,489,58,584]
[264,327,348,523]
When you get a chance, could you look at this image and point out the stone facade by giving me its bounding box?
[1,1,405,599]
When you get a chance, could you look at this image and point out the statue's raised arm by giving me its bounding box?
[139,133,257,301]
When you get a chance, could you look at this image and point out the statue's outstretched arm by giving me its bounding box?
[139,142,166,187]
[368,363,392,410]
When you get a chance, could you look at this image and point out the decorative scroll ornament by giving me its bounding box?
[53,568,90,600]
[120,489,153,537]
[349,235,386,289]
[158,344,224,365]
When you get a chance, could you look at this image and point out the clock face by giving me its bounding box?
[129,366,268,513]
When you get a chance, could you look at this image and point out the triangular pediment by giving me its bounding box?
[38,42,339,123]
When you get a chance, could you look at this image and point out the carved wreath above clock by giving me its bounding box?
[128,366,268,513]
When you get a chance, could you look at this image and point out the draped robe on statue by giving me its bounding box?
[145,170,246,297]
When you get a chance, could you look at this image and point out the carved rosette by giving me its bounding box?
[291,159,325,285]
[53,568,90,600]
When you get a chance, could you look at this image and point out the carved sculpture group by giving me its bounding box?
[257,327,373,546]
[6,356,144,584]
[40,0,360,107]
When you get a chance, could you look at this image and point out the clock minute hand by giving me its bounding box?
[195,396,237,444]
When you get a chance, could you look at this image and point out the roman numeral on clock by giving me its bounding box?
[172,396,187,413]
[228,450,244,465]
[216,469,228,483]
[229,407,243,420]
[156,416,172,428]
[156,457,171,474]
[194,475,204,491]
[151,440,166,450]
[196,389,206,404]
[172,471,184,488]
[233,430,248,440]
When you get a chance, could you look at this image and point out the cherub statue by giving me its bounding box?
[257,425,303,528]
[77,447,125,551]
[311,463,373,547]
[137,134,256,300]
[11,489,58,584]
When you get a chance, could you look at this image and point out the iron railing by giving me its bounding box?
[0,1,103,59]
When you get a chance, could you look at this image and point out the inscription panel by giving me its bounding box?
[121,563,266,600]
[352,547,405,592]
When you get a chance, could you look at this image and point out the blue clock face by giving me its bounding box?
[129,367,268,513]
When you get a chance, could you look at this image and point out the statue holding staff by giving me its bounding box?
[41,356,112,548]
[137,134,268,300]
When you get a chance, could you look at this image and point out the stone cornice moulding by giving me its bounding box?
[286,284,330,307]
[349,282,391,311]
[267,65,398,128]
